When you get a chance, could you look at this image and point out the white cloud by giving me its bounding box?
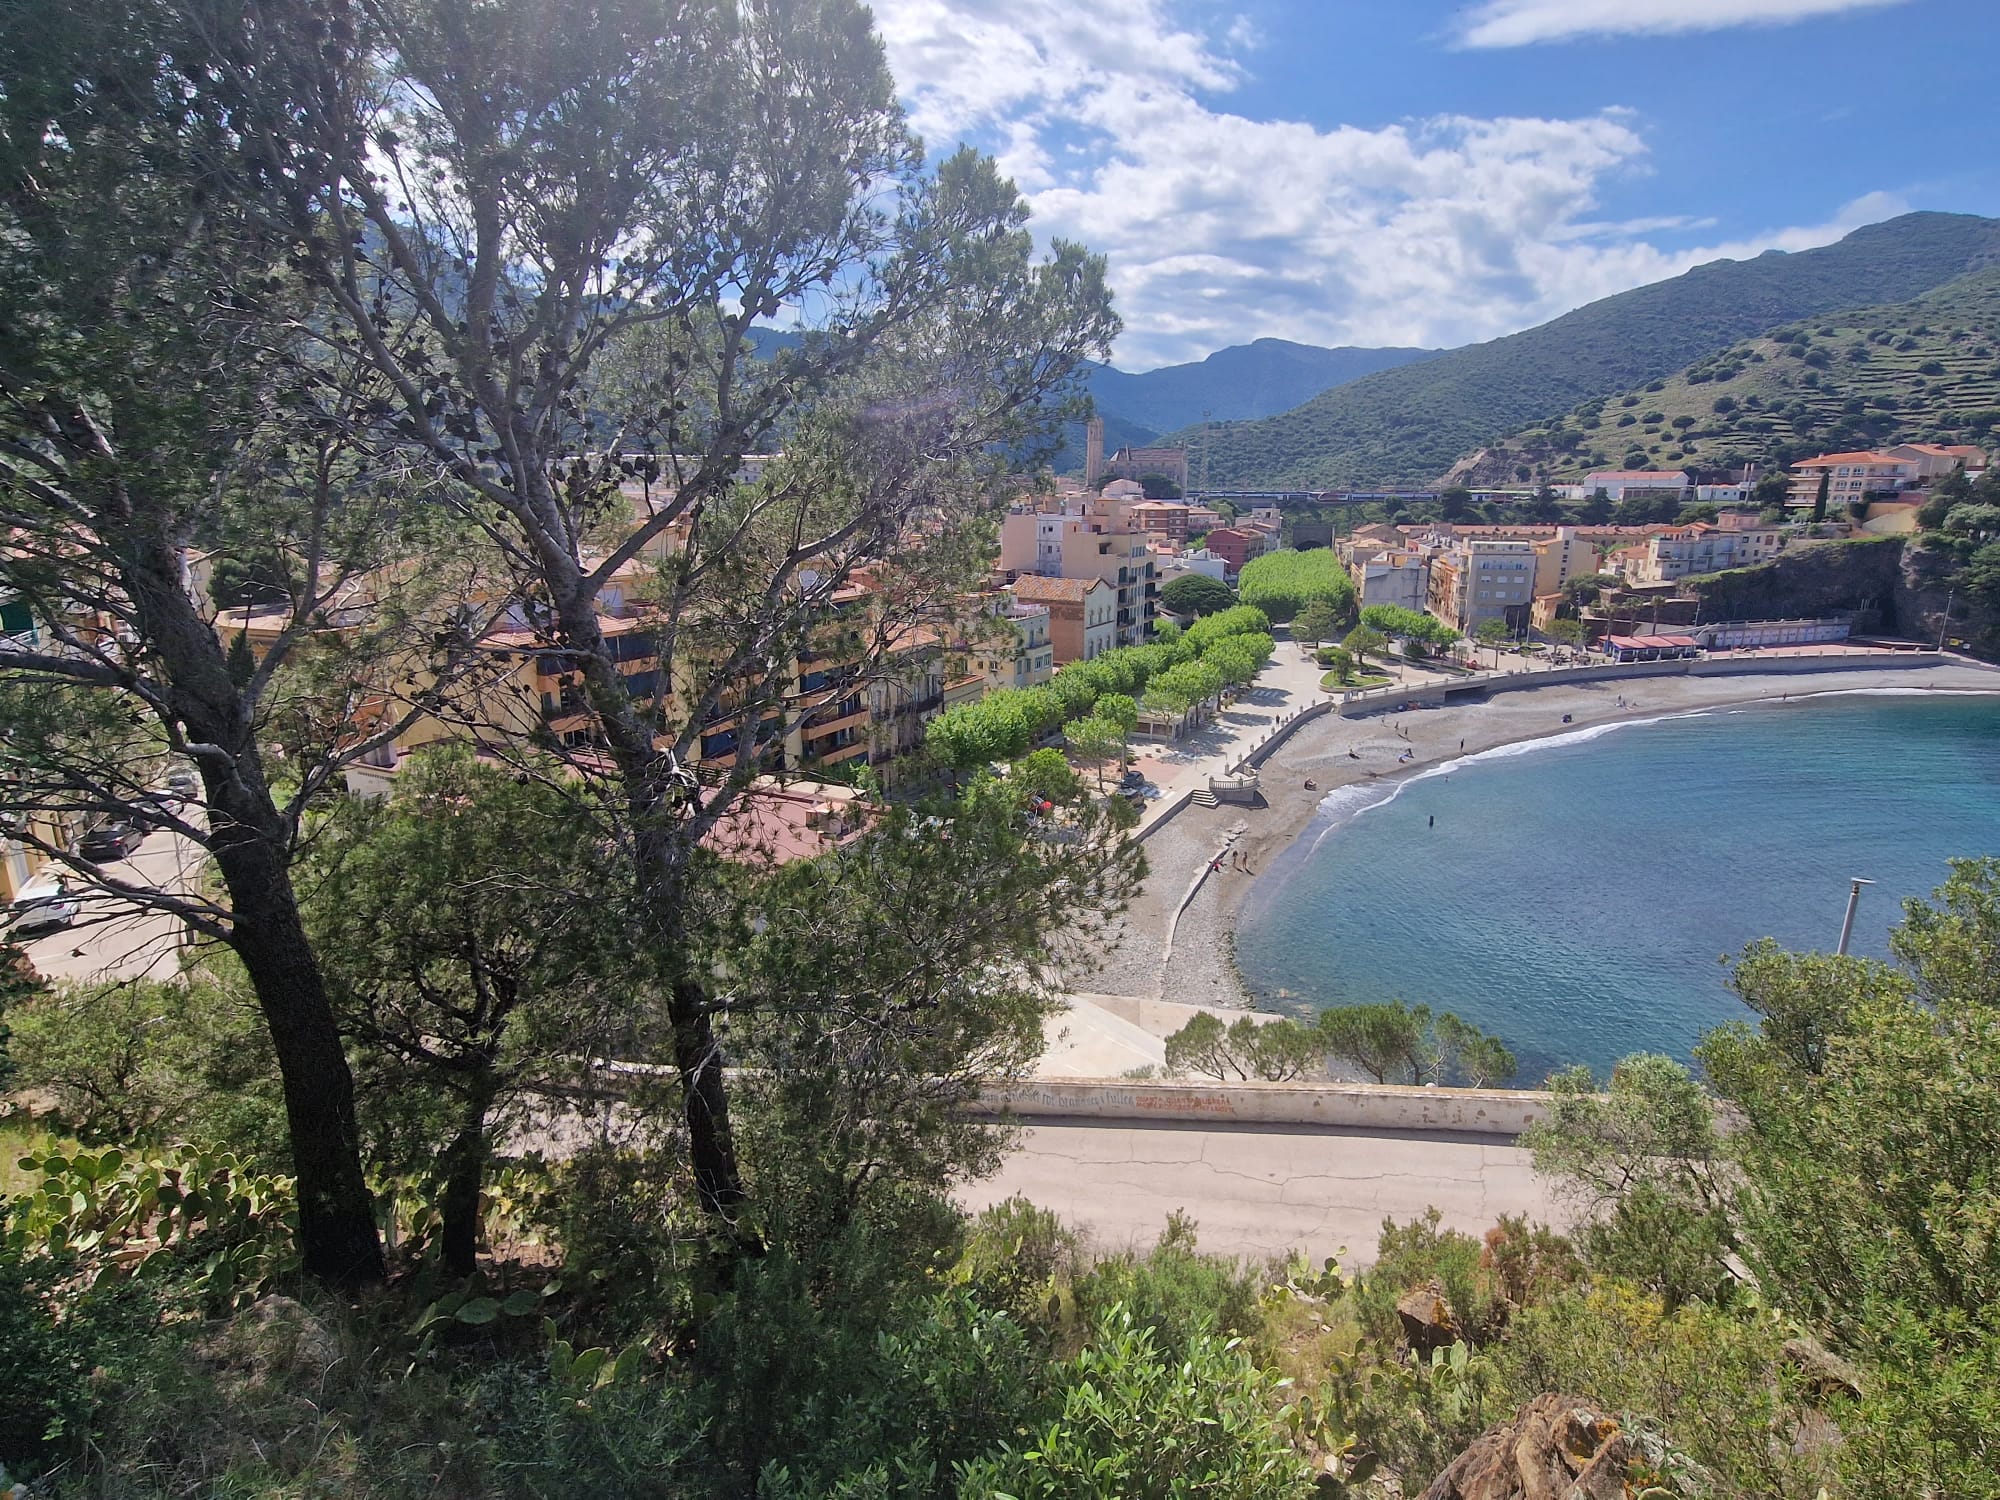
[1455,0,1915,49]
[868,1,1906,370]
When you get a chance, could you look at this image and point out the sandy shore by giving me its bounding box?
[1060,660,2000,1013]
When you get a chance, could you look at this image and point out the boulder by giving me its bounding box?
[1418,1393,1634,1500]
[1781,1335,1863,1401]
[196,1293,341,1398]
[1396,1278,1458,1355]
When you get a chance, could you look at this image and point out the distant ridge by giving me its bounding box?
[1445,265,2000,486]
[1172,212,2000,490]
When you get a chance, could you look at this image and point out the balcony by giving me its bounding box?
[803,705,869,742]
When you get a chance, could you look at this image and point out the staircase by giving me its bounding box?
[1190,786,1220,808]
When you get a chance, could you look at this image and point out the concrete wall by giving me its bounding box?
[1335,650,1956,717]
[974,1077,1556,1137]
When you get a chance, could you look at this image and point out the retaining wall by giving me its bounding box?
[973,1076,1556,1137]
[1336,649,1961,717]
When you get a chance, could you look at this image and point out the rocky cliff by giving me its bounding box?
[1686,534,1995,656]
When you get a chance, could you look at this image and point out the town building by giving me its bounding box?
[1787,451,1922,509]
[1102,444,1190,491]
[1628,516,1784,585]
[1577,469,1692,503]
[1343,545,1429,612]
[1426,536,1538,634]
[968,596,1055,691]
[1202,525,1278,579]
[1008,574,1117,664]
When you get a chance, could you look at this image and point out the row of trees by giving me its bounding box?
[1164,1001,1517,1087]
[1237,548,1357,624]
[924,608,1274,768]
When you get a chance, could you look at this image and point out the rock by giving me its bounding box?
[1781,1335,1863,1400]
[196,1293,342,1397]
[1396,1278,1458,1355]
[1418,1393,1635,1500]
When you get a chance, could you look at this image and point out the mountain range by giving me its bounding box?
[1161,211,2000,490]
[1446,265,2000,487]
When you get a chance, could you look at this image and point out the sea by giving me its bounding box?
[1233,690,2000,1085]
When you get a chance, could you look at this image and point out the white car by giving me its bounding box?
[8,869,82,936]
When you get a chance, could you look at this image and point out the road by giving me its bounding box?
[12,822,206,983]
[960,1118,1564,1266]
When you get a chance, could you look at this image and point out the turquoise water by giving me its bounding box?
[1234,692,2000,1085]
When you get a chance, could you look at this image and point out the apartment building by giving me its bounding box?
[968,596,1056,691]
[1201,525,1277,578]
[1629,518,1784,585]
[1344,546,1429,612]
[1009,575,1117,664]
[1427,537,1538,634]
[1787,451,1920,508]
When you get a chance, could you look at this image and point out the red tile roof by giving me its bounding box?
[1010,575,1106,603]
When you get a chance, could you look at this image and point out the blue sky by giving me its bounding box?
[867,0,1999,369]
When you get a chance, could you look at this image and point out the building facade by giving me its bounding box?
[1008,574,1117,664]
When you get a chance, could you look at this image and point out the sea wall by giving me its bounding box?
[1336,649,1952,717]
[973,1076,1555,1137]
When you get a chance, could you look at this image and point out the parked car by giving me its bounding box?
[1118,767,1146,791]
[164,769,199,797]
[131,790,181,831]
[9,892,81,936]
[8,871,81,936]
[79,820,145,862]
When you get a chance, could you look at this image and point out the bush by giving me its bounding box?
[1352,1209,1508,1348]
[1072,1213,1266,1364]
[959,1304,1314,1500]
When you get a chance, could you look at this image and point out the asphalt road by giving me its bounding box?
[12,821,206,983]
[960,1118,1564,1266]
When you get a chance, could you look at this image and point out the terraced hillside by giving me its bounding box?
[1172,211,2000,489]
[1447,266,2000,486]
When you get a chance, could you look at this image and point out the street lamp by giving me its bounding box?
[1836,876,1875,957]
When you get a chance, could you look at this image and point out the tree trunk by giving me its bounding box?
[671,977,747,1225]
[212,825,384,1286]
[115,503,387,1289]
[439,1079,498,1279]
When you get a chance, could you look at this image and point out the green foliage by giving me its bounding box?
[1012,747,1081,805]
[1291,598,1343,645]
[1160,573,1236,617]
[1358,604,1455,649]
[1699,858,2000,1342]
[5,976,286,1162]
[959,1305,1314,1500]
[1175,215,2000,487]
[1236,549,1355,624]
[1144,659,1225,718]
[1164,1014,1326,1083]
[1340,624,1387,659]
[1314,1002,1513,1086]
[1458,263,2000,487]
[1317,646,1356,684]
[6,1142,299,1314]
[1492,1284,1835,1500]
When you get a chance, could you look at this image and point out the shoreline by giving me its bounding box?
[1060,659,2000,1016]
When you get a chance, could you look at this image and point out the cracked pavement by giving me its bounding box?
[960,1119,1563,1266]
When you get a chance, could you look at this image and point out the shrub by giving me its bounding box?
[958,1305,1315,1500]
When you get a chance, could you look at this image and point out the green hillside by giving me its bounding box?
[1176,212,2000,489]
[1450,266,2000,485]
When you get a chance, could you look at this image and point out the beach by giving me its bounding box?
[1059,658,2000,1018]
